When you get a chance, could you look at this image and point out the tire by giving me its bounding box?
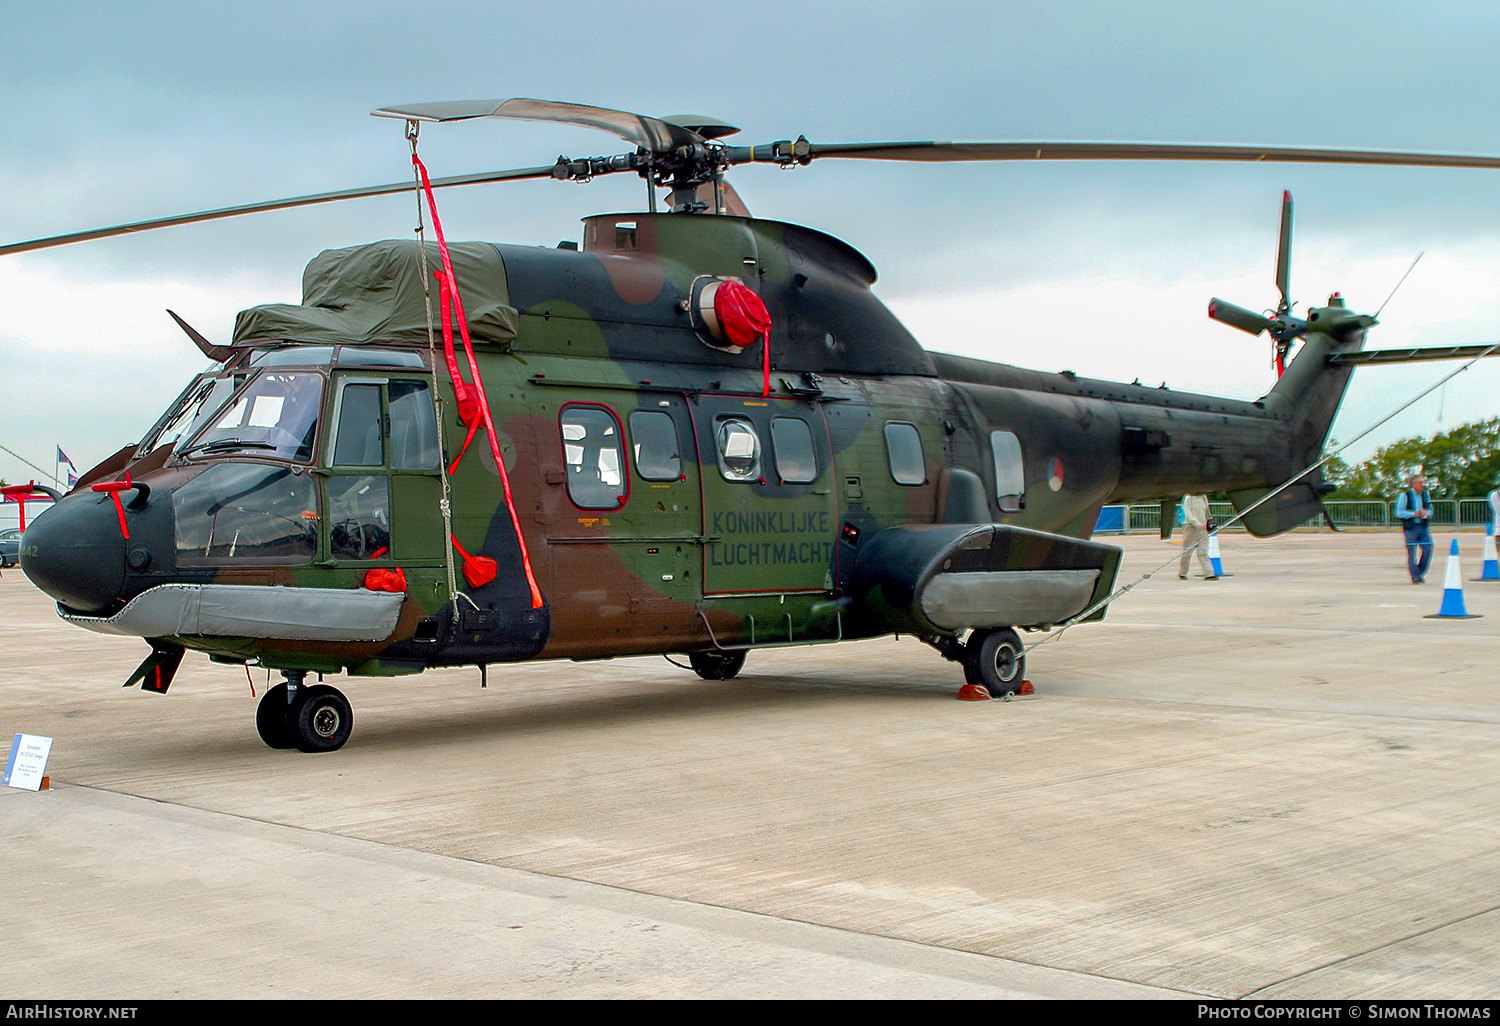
[255,683,302,749]
[687,650,746,681]
[293,684,353,753]
[964,627,1026,696]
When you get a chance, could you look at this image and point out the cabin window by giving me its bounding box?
[629,410,681,481]
[172,464,318,566]
[990,430,1025,512]
[884,422,926,486]
[770,417,818,484]
[715,417,761,482]
[560,405,627,509]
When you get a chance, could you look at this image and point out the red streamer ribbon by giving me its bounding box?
[91,472,133,540]
[413,151,543,609]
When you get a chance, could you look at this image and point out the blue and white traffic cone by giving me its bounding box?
[1208,533,1229,577]
[1472,524,1499,582]
[1427,539,1483,619]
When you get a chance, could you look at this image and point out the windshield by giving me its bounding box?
[139,372,245,456]
[180,371,324,463]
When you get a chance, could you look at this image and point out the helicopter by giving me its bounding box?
[8,97,1500,753]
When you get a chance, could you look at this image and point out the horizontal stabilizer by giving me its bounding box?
[1327,343,1500,366]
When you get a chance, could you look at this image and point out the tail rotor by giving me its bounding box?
[1208,191,1307,375]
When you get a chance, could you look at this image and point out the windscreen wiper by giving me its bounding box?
[178,438,280,459]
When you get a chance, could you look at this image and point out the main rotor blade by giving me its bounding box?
[374,97,704,152]
[0,164,558,256]
[741,139,1500,170]
[17,119,1500,259]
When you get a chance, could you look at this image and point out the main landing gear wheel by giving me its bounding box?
[293,685,353,753]
[255,683,303,750]
[255,678,353,752]
[687,650,746,680]
[964,627,1026,697]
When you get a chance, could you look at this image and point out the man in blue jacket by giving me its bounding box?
[1396,474,1434,583]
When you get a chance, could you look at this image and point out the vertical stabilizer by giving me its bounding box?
[1228,299,1375,536]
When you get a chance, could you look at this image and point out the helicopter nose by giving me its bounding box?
[21,492,128,614]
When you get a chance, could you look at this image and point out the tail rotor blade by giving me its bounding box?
[1208,298,1273,336]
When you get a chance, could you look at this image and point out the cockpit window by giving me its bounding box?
[140,373,245,456]
[328,378,440,471]
[337,348,426,369]
[246,345,426,370]
[326,475,391,560]
[388,381,440,470]
[251,347,334,367]
[183,371,324,463]
[172,464,318,566]
[331,383,385,467]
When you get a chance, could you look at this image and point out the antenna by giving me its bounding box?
[1375,252,1424,318]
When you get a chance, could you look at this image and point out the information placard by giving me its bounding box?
[4,734,53,790]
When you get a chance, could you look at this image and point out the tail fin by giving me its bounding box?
[1227,298,1374,536]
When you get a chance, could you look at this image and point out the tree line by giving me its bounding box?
[1323,417,1500,501]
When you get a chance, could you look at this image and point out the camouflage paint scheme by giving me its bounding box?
[22,210,1370,687]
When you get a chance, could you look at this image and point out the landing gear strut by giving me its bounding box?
[255,671,354,752]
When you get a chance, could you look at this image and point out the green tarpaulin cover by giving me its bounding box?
[233,240,518,347]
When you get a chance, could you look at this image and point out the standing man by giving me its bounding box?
[1179,493,1217,581]
[1396,473,1434,583]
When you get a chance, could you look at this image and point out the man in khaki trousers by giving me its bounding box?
[1179,493,1218,581]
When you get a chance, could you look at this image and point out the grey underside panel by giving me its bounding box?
[919,570,1100,630]
[60,584,403,642]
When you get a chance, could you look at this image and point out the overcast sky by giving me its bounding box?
[4,0,1500,488]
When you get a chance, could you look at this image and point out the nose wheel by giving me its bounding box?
[256,673,354,752]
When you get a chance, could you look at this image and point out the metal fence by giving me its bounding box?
[1097,497,1498,534]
